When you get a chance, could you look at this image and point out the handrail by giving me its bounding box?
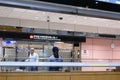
[0,62,120,67]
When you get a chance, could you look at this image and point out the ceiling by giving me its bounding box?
[0,6,120,29]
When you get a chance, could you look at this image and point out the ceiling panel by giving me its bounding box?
[0,6,13,17]
[20,10,39,20]
[34,11,47,21]
[8,8,26,18]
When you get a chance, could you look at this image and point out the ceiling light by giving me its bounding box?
[95,1,99,4]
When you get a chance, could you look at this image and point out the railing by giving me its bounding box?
[0,58,120,72]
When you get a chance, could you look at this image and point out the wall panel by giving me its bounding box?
[93,38,112,51]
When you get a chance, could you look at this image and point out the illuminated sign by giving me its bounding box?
[96,0,120,5]
[0,25,22,32]
[29,34,60,41]
[2,40,16,47]
[29,35,34,39]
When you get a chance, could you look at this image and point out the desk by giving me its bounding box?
[0,72,120,80]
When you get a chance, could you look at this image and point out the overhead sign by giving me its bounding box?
[0,31,86,42]
[29,34,60,41]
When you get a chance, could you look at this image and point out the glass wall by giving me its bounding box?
[0,39,76,72]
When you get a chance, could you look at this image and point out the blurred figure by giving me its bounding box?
[26,48,39,71]
[47,46,63,71]
[19,59,26,71]
[63,67,71,72]
[16,59,26,72]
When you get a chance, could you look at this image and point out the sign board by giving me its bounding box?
[81,50,89,56]
[29,34,60,41]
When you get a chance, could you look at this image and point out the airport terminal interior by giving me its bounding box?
[0,0,120,80]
